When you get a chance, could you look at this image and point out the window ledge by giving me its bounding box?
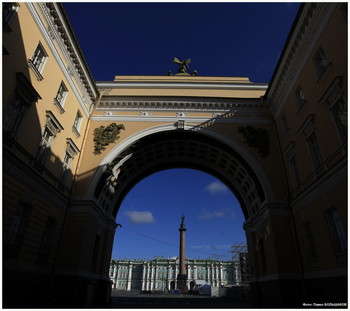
[317,63,333,84]
[28,59,44,81]
[53,98,65,114]
[72,126,81,138]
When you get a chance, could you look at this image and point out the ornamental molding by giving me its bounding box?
[91,115,272,125]
[238,125,269,158]
[97,81,268,91]
[97,98,266,112]
[283,141,296,160]
[26,3,93,118]
[93,123,125,155]
[318,76,344,108]
[297,114,315,139]
[35,3,97,102]
[267,3,336,117]
[46,110,64,134]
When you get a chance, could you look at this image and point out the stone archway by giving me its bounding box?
[60,126,302,307]
[92,128,274,220]
[90,127,303,306]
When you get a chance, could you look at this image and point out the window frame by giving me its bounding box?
[37,217,56,263]
[54,82,68,114]
[313,47,332,81]
[3,73,41,140]
[6,202,32,258]
[3,2,20,32]
[302,221,318,261]
[295,86,307,112]
[28,42,48,81]
[35,111,63,167]
[325,207,347,254]
[72,110,83,137]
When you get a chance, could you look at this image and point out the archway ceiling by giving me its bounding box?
[105,130,266,220]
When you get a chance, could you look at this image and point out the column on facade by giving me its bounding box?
[193,265,197,280]
[150,264,155,291]
[141,263,146,291]
[220,265,224,286]
[212,264,215,286]
[127,263,133,290]
[216,265,220,286]
[146,263,150,290]
[167,265,171,290]
[112,264,117,289]
[154,266,158,290]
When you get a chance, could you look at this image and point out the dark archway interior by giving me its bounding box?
[95,130,266,220]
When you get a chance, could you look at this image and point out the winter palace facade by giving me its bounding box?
[109,257,246,291]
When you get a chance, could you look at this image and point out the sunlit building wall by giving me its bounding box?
[3,2,98,306]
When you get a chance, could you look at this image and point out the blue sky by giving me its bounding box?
[64,2,300,82]
[63,2,300,260]
[113,169,244,260]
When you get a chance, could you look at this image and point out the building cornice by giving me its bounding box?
[266,3,336,117]
[97,81,268,91]
[26,3,94,118]
[98,97,266,112]
[38,3,98,101]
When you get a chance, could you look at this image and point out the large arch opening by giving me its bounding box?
[113,168,246,261]
[94,130,270,222]
[110,168,249,296]
[62,128,302,307]
[92,129,275,304]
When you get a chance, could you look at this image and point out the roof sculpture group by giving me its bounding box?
[169,57,197,76]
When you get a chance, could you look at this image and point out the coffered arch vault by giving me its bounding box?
[91,125,275,220]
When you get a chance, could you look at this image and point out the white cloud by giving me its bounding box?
[124,210,156,224]
[204,181,228,195]
[198,208,235,220]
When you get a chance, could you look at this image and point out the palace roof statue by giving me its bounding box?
[169,57,197,76]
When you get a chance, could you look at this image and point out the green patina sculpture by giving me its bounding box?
[170,57,197,76]
[238,125,269,158]
[93,123,125,155]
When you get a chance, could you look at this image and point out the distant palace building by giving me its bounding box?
[109,257,242,291]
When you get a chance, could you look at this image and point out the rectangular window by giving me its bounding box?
[38,217,56,262]
[307,132,323,170]
[295,86,307,112]
[72,110,83,137]
[325,208,347,253]
[289,156,302,187]
[54,82,68,113]
[302,222,318,260]
[3,92,27,136]
[28,42,48,80]
[332,97,347,143]
[3,2,20,31]
[3,73,41,140]
[313,47,330,77]
[35,111,63,169]
[36,126,54,165]
[280,114,289,135]
[6,202,32,257]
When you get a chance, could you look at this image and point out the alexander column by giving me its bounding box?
[177,214,188,293]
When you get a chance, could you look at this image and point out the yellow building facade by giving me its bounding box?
[3,2,347,308]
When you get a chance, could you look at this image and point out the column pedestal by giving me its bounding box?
[177,274,188,293]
